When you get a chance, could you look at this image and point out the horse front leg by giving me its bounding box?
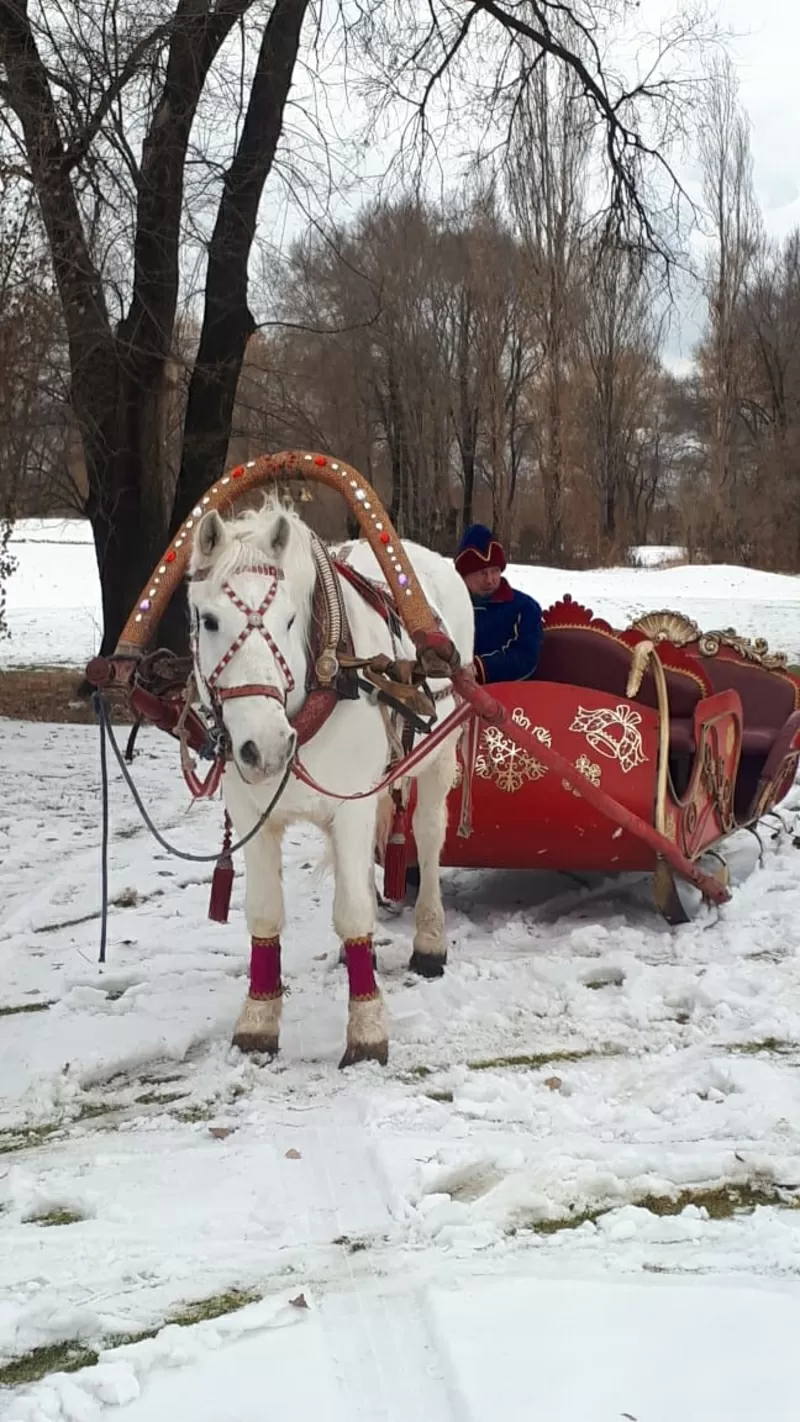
[330,803,388,1069]
[409,741,457,978]
[231,824,285,1056]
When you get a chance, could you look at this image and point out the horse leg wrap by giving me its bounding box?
[249,935,282,1000]
[343,936,377,1000]
[340,936,388,1069]
[232,936,282,1056]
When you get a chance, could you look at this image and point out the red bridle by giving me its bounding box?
[196,563,296,713]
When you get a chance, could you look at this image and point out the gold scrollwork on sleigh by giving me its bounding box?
[697,629,788,671]
[700,740,736,834]
[631,609,789,671]
[631,611,701,647]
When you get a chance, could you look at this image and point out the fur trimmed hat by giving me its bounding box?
[454,523,507,578]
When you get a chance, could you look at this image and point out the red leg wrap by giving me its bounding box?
[344,936,377,1001]
[250,936,282,1000]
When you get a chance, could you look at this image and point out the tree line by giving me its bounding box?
[1,4,795,649]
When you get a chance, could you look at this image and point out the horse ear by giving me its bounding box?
[195,509,227,562]
[268,513,291,558]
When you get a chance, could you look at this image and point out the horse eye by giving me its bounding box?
[287,615,296,631]
[202,613,219,633]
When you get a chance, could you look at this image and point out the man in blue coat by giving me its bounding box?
[454,524,543,683]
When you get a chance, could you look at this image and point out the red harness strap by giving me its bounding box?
[334,561,399,629]
[205,567,295,706]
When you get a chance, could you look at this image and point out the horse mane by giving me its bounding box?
[191,496,317,625]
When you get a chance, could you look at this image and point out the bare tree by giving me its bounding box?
[469,206,536,543]
[355,0,709,265]
[506,54,588,559]
[0,0,311,652]
[0,186,68,518]
[576,241,665,553]
[1,0,710,651]
[696,53,759,555]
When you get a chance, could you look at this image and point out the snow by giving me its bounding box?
[629,543,688,566]
[4,520,800,667]
[2,524,800,1419]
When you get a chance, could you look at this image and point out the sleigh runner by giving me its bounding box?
[85,451,800,1066]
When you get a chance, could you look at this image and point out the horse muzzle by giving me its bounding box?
[234,724,297,785]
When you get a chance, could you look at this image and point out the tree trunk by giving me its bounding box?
[542,365,564,560]
[461,448,476,532]
[170,0,310,534]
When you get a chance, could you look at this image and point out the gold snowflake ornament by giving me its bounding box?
[476,725,547,794]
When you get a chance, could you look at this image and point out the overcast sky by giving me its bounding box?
[653,0,799,369]
[256,0,798,376]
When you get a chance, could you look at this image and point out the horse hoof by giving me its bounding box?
[408,950,446,979]
[338,1039,389,1069]
[231,1031,279,1057]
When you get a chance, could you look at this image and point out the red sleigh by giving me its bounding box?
[428,596,800,921]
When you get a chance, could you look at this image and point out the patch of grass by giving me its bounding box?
[0,1122,61,1155]
[167,1289,260,1328]
[724,1038,798,1056]
[171,1102,217,1124]
[332,1234,371,1254]
[107,1326,161,1349]
[425,1089,454,1103]
[638,1183,800,1219]
[24,1208,85,1227]
[76,1100,120,1123]
[0,1000,54,1018]
[0,1096,128,1156]
[408,1065,432,1078]
[531,1205,609,1235]
[468,1046,623,1072]
[0,1289,261,1389]
[523,1181,800,1235]
[134,1089,189,1107]
[0,667,135,724]
[0,1342,100,1388]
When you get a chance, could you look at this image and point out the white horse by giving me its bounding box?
[188,499,474,1067]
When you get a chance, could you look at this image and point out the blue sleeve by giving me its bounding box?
[477,597,543,683]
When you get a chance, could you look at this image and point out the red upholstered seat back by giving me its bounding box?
[537,625,708,717]
[700,655,797,730]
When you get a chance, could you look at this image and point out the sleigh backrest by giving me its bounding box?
[699,655,797,730]
[539,599,710,717]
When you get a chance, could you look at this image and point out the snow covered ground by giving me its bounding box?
[2,522,800,1420]
[4,520,800,666]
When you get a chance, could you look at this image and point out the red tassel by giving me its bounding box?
[382,803,408,902]
[208,813,234,923]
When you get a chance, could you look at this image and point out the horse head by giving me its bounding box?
[189,499,315,785]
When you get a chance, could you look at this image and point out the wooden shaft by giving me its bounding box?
[114,451,439,660]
